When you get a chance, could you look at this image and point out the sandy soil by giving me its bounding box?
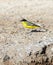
[0,0,53,65]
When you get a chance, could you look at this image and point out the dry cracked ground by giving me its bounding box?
[0,0,53,65]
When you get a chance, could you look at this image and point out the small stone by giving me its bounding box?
[29,52,32,56]
[3,55,10,62]
[39,41,42,43]
[40,45,47,54]
[45,57,49,63]
[35,51,39,57]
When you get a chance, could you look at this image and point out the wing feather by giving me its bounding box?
[27,21,40,27]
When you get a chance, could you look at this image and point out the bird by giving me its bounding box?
[20,19,41,29]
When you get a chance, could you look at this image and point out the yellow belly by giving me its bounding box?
[22,22,39,29]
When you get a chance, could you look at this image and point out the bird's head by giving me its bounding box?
[20,19,27,22]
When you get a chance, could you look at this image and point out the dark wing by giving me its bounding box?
[27,21,40,27]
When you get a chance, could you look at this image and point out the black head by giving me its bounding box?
[20,19,27,22]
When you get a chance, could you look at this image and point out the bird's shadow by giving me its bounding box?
[31,29,47,32]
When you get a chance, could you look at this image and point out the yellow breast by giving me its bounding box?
[22,22,39,29]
